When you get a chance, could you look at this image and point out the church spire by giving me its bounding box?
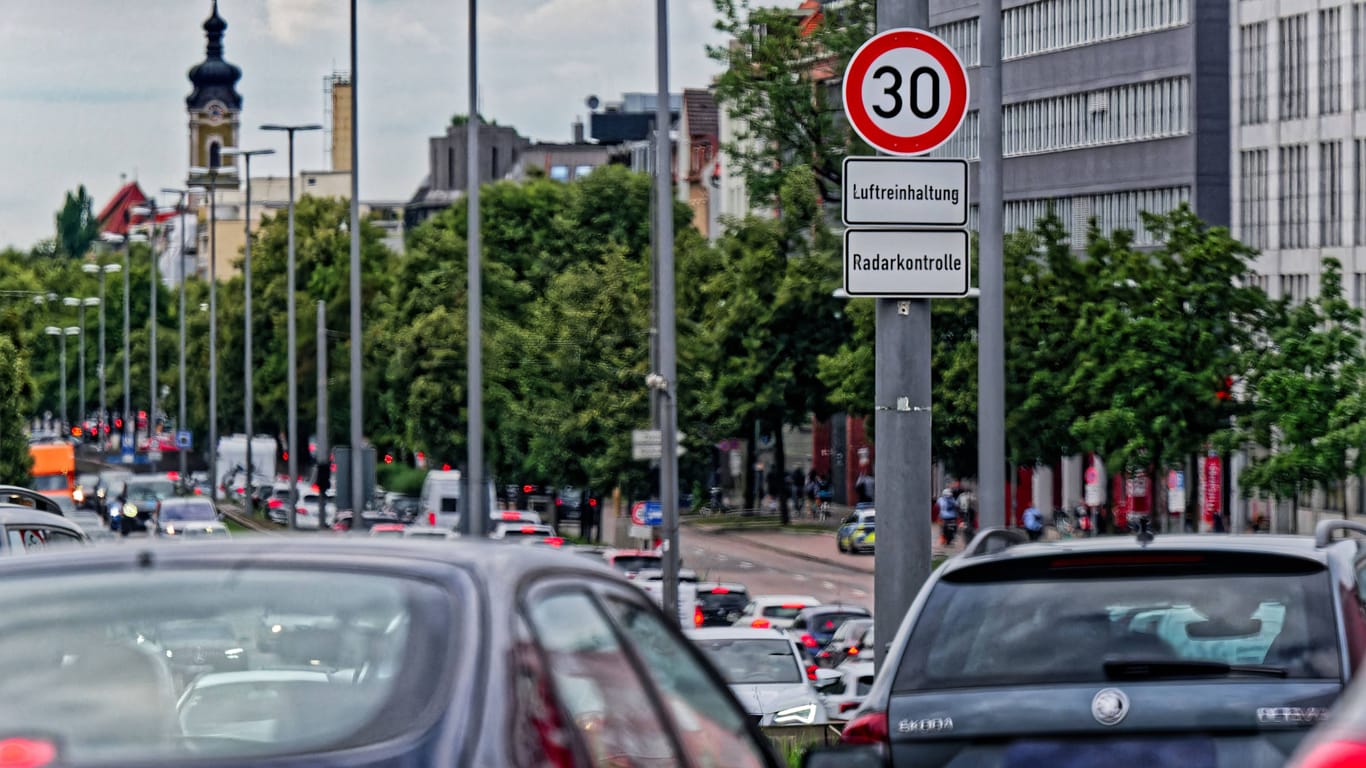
[187,0,242,110]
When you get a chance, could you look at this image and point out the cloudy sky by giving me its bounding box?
[0,0,726,249]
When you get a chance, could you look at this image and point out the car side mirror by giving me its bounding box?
[802,746,883,768]
[813,667,842,690]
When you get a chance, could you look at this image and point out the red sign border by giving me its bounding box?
[843,28,970,156]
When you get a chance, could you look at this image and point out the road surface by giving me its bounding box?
[680,526,874,608]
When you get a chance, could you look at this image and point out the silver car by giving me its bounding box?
[687,626,840,727]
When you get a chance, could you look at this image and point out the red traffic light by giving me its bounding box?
[384,454,393,465]
[113,418,123,429]
[441,463,451,471]
[522,484,534,494]
[282,451,289,461]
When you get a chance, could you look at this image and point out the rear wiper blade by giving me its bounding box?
[1103,658,1288,680]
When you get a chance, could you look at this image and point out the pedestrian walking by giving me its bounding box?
[936,489,959,545]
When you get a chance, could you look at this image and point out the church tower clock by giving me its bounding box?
[186,0,242,188]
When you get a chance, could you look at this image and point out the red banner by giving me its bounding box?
[1202,456,1222,524]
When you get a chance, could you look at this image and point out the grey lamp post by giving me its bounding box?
[44,326,80,433]
[64,296,100,439]
[130,203,168,467]
[85,259,122,452]
[162,186,195,480]
[123,233,143,458]
[262,123,321,529]
[221,147,274,513]
[189,166,234,499]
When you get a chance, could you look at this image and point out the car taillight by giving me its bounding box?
[751,618,771,628]
[693,606,704,627]
[710,587,730,594]
[268,499,283,509]
[842,710,889,747]
[428,512,437,526]
[544,537,564,547]
[801,634,818,649]
[839,700,862,713]
[847,646,860,656]
[805,664,819,681]
[297,507,309,515]
[1294,740,1366,768]
[781,603,806,609]
[0,737,57,768]
[817,650,832,659]
[521,526,537,533]
[502,512,521,520]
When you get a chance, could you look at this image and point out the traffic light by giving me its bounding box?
[1215,375,1234,402]
[113,417,123,430]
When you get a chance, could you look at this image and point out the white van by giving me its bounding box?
[216,435,277,497]
[418,471,500,531]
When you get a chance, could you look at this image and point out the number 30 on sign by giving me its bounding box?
[842,28,970,156]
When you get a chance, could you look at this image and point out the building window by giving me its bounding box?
[1240,23,1268,124]
[1001,77,1189,157]
[1279,144,1309,249]
[208,141,221,169]
[549,165,570,182]
[1003,0,1189,60]
[1356,140,1366,245]
[1083,186,1190,247]
[1239,149,1269,249]
[1320,9,1342,115]
[1320,141,1343,246]
[928,110,979,160]
[1356,4,1366,110]
[447,148,455,189]
[1280,274,1311,305]
[574,164,595,179]
[932,17,980,67]
[1355,273,1366,309]
[1278,15,1309,120]
[1004,197,1073,235]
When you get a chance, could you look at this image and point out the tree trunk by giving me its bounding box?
[775,428,789,526]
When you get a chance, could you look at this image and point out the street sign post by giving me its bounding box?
[842,27,969,156]
[844,228,970,297]
[630,500,665,526]
[176,430,193,450]
[842,157,968,226]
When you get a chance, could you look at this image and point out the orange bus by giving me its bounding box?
[28,442,76,503]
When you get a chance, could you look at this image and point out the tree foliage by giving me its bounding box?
[0,336,34,484]
[54,185,100,260]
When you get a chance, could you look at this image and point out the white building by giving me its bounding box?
[1231,1,1366,306]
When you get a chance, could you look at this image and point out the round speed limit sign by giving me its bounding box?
[843,28,969,156]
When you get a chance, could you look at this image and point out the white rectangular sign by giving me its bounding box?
[844,229,970,298]
[842,157,968,227]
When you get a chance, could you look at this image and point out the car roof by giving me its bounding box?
[0,506,84,531]
[191,670,332,688]
[687,627,792,641]
[751,594,822,605]
[942,531,1335,577]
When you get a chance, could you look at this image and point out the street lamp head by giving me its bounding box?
[103,264,122,274]
[127,234,149,243]
[82,263,100,274]
[261,123,323,132]
[83,298,100,307]
[44,327,60,336]
[199,303,209,312]
[221,147,275,158]
[63,327,79,336]
[62,297,80,307]
[99,232,126,245]
[45,293,57,302]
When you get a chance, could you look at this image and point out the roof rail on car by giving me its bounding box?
[1314,518,1366,548]
[963,527,1028,558]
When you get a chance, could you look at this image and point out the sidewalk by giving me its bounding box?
[692,523,967,576]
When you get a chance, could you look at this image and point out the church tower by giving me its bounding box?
[186,0,242,188]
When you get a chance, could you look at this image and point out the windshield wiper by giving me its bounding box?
[1103,658,1288,680]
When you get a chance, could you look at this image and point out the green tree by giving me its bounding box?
[710,0,874,206]
[0,336,34,484]
[1238,258,1366,527]
[54,185,100,260]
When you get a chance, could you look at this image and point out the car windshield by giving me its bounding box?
[128,481,175,500]
[693,638,802,684]
[610,556,660,573]
[161,502,216,521]
[0,567,453,761]
[894,561,1341,691]
[29,475,67,491]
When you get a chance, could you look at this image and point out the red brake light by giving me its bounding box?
[848,646,860,656]
[589,498,597,507]
[839,701,862,713]
[842,710,890,747]
[428,512,437,526]
[0,737,57,768]
[441,463,451,471]
[521,526,537,533]
[311,484,320,492]
[193,488,202,495]
[801,634,818,649]
[693,606,704,627]
[502,512,520,520]
[781,603,806,609]
[166,471,180,482]
[805,664,818,680]
[1293,740,1366,768]
[710,587,730,594]
[543,536,564,547]
[751,618,771,629]
[267,499,283,509]
[282,451,289,461]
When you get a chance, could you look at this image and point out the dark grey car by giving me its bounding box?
[819,521,1366,768]
[0,537,781,766]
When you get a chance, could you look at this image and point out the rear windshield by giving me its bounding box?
[0,567,455,761]
[610,556,660,573]
[699,592,749,613]
[161,502,216,521]
[761,605,807,620]
[894,559,1340,692]
[439,497,459,513]
[128,481,175,500]
[30,475,68,491]
[501,529,549,538]
[808,612,866,635]
[693,638,802,684]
